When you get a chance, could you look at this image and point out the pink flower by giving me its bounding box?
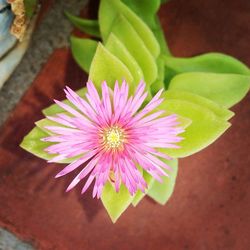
[42,81,184,198]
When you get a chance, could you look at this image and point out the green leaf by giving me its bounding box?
[42,88,87,116]
[159,97,230,158]
[132,116,188,206]
[88,43,133,92]
[120,1,171,55]
[65,11,100,37]
[169,73,250,108]
[164,90,234,120]
[70,36,98,73]
[23,89,88,163]
[99,0,160,57]
[120,0,161,29]
[150,56,166,95]
[164,53,250,75]
[147,159,178,205]
[110,15,157,84]
[24,0,37,18]
[157,55,166,82]
[164,53,250,86]
[151,80,165,97]
[20,125,78,164]
[152,17,171,55]
[20,126,55,161]
[176,115,192,129]
[132,171,154,206]
[35,118,57,135]
[101,182,134,223]
[106,33,144,84]
[35,119,82,163]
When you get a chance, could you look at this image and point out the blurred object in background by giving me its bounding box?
[0,0,38,89]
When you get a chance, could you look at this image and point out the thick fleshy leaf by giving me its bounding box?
[151,56,165,95]
[21,122,81,163]
[20,126,55,161]
[42,88,87,116]
[106,33,144,84]
[65,11,100,37]
[175,115,192,129]
[111,15,157,84]
[34,119,82,163]
[169,73,250,108]
[20,125,80,164]
[151,80,164,97]
[132,116,189,207]
[101,182,134,223]
[164,53,250,86]
[164,90,234,120]
[88,43,133,92]
[159,97,230,158]
[152,17,171,55]
[117,2,170,55]
[132,171,154,206]
[35,118,57,135]
[164,53,250,75]
[70,36,98,73]
[121,0,161,29]
[157,55,165,82]
[99,0,160,57]
[24,0,37,18]
[147,159,178,205]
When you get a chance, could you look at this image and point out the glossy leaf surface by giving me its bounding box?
[169,73,250,108]
[132,171,154,206]
[101,182,134,223]
[88,43,133,92]
[148,159,178,205]
[106,33,144,84]
[99,0,160,57]
[70,36,98,73]
[121,0,161,28]
[20,126,55,161]
[164,53,250,86]
[164,90,234,120]
[65,11,100,37]
[42,88,87,116]
[159,97,230,158]
[111,15,157,85]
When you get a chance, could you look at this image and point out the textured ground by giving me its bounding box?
[0,0,249,249]
[0,0,87,126]
[0,0,86,248]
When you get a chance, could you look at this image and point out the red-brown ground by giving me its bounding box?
[0,0,249,249]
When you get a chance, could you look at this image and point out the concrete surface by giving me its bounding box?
[0,228,33,250]
[0,0,87,126]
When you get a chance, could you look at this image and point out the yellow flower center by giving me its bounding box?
[103,126,124,149]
